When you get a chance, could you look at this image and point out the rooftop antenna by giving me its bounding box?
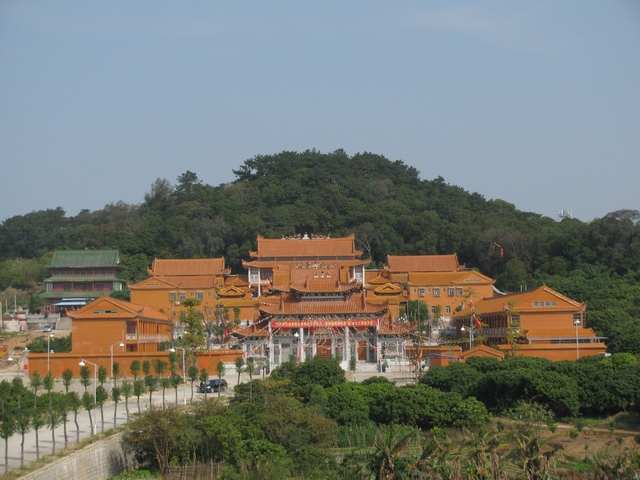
[558,209,572,220]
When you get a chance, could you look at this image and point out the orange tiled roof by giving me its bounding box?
[249,235,363,259]
[289,278,360,293]
[365,270,380,284]
[378,316,416,335]
[373,283,404,295]
[156,275,217,289]
[259,293,387,315]
[288,266,341,284]
[386,254,463,272]
[224,276,249,287]
[459,345,505,359]
[69,296,169,321]
[243,259,369,268]
[455,285,585,316]
[128,276,177,289]
[217,285,248,297]
[367,296,403,305]
[232,323,270,338]
[150,258,226,276]
[367,274,389,285]
[408,271,494,286]
[217,298,259,308]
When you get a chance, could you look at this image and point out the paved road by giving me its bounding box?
[0,368,412,474]
[0,374,235,474]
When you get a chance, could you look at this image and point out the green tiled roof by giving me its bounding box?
[44,276,122,283]
[48,250,123,268]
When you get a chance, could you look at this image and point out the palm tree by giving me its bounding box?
[358,427,417,480]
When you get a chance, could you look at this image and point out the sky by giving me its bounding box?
[1,1,639,223]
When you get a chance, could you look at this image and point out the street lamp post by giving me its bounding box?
[79,359,98,436]
[460,322,474,349]
[109,342,125,384]
[574,318,581,360]
[170,347,187,405]
[47,333,54,373]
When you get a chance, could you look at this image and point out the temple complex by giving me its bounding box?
[237,234,399,367]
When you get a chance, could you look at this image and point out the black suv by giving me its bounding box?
[199,379,228,393]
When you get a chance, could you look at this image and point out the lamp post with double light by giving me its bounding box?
[78,358,98,436]
[574,318,581,360]
[169,346,187,405]
[460,322,474,349]
[47,333,54,373]
[109,342,125,385]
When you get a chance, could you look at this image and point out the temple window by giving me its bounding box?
[197,292,203,300]
[448,288,455,296]
[170,292,176,301]
[418,288,425,297]
[456,287,463,296]
[445,306,451,314]
[179,292,186,300]
[434,288,440,297]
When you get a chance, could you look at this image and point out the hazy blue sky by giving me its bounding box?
[1,2,639,223]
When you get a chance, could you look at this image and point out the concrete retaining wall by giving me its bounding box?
[18,432,135,480]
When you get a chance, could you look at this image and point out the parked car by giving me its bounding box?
[199,379,228,393]
[43,325,53,333]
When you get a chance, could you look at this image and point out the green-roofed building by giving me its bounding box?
[40,250,126,314]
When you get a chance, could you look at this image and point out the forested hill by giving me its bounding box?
[1,150,640,352]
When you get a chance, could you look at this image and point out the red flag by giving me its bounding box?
[473,315,482,329]
[500,248,504,258]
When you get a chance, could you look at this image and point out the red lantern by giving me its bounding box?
[283,327,289,332]
[358,326,366,331]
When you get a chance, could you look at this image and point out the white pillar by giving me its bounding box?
[257,268,261,297]
[299,328,305,362]
[267,322,273,370]
[344,328,349,362]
